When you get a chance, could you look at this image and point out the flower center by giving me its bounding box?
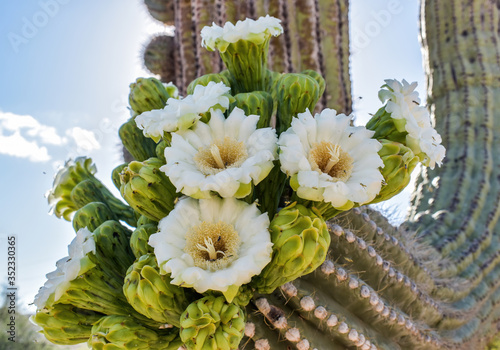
[194,137,248,175]
[185,221,240,271]
[308,141,353,182]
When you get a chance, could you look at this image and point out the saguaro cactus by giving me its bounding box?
[138,0,500,349]
[33,1,500,350]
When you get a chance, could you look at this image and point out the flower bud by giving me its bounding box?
[180,295,245,350]
[89,315,182,350]
[252,203,330,294]
[129,77,173,115]
[276,73,321,134]
[123,254,190,328]
[120,157,179,221]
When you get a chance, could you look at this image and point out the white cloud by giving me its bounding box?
[0,111,101,163]
[66,127,101,153]
[0,131,50,162]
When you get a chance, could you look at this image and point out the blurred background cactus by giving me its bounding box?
[136,0,500,349]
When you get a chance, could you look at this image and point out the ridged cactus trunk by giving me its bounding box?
[143,0,351,113]
[140,0,500,349]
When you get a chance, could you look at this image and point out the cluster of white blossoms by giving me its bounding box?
[379,79,446,169]
[34,228,95,309]
[279,109,384,209]
[201,14,283,52]
[135,81,231,141]
[141,81,277,299]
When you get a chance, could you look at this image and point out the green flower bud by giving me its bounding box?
[89,315,182,350]
[47,157,136,226]
[231,284,254,308]
[187,73,233,95]
[130,223,157,258]
[276,73,321,134]
[365,106,406,143]
[123,254,190,328]
[31,303,103,345]
[120,157,179,222]
[180,295,245,350]
[370,140,419,204]
[230,91,274,128]
[70,179,137,227]
[92,220,134,276]
[119,117,158,162]
[252,161,287,219]
[72,202,116,233]
[137,214,158,226]
[301,69,326,98]
[112,163,128,191]
[252,202,330,294]
[47,157,97,221]
[129,77,173,115]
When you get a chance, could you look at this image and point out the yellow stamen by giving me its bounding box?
[196,237,226,260]
[194,137,248,175]
[185,221,240,271]
[308,141,353,182]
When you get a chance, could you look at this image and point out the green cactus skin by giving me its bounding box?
[143,34,176,84]
[88,315,182,350]
[144,0,175,25]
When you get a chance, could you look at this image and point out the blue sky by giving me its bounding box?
[0,0,424,311]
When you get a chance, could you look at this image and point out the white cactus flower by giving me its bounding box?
[149,197,272,301]
[135,81,231,141]
[201,15,283,52]
[279,109,384,209]
[33,228,96,310]
[161,107,277,199]
[379,79,446,169]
